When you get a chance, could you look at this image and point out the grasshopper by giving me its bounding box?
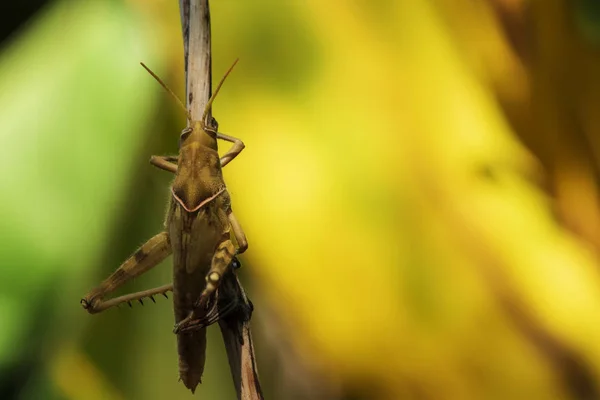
[80,60,248,393]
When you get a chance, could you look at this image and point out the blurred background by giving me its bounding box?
[3,0,600,399]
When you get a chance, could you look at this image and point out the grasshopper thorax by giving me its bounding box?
[172,121,224,213]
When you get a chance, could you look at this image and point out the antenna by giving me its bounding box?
[140,62,191,122]
[201,59,239,125]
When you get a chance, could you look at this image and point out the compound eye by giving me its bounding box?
[179,127,192,145]
[231,257,241,269]
[208,116,218,131]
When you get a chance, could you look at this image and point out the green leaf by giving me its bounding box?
[0,0,162,368]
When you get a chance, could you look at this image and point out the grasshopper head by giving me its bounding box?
[178,121,217,151]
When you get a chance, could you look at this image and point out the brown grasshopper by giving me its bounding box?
[80,60,248,392]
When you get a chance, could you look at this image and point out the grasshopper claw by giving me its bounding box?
[173,322,189,334]
[80,298,91,309]
[81,297,100,313]
[174,319,204,334]
[173,311,196,334]
[174,296,239,334]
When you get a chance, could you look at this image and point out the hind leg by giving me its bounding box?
[173,240,235,333]
[81,232,171,313]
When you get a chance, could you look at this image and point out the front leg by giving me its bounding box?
[203,129,245,168]
[150,155,178,173]
[149,138,242,173]
[217,132,245,167]
[81,231,172,313]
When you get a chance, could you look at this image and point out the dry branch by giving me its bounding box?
[178,1,264,398]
